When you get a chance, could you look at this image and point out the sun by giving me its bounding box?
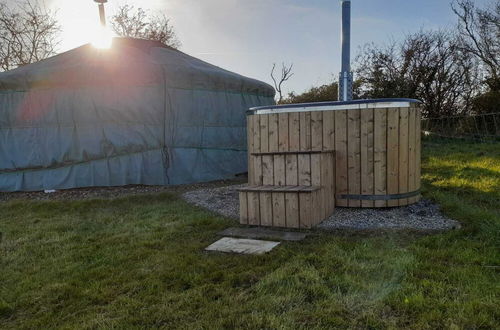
[53,0,115,51]
[91,26,113,49]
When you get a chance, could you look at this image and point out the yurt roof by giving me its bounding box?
[0,37,275,97]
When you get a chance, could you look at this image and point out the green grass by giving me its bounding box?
[1,139,499,329]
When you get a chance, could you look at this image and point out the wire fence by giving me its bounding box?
[422,112,500,142]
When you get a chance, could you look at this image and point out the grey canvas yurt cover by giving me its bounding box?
[0,38,275,191]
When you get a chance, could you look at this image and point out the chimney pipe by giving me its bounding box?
[94,0,108,26]
[338,0,353,101]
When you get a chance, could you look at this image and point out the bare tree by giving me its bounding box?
[452,0,500,91]
[111,4,180,49]
[0,0,60,72]
[271,62,294,103]
[355,30,479,117]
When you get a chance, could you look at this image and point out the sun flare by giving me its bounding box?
[91,26,113,49]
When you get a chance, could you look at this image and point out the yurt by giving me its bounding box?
[0,38,275,191]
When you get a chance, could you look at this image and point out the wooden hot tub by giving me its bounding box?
[240,98,422,228]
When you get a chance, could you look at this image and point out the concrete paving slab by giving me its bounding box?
[205,237,280,255]
[218,227,307,241]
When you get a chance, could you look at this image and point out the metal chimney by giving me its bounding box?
[94,0,108,26]
[338,0,353,101]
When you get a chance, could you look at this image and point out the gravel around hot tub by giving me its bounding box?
[182,185,461,231]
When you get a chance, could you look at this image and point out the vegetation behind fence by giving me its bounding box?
[422,112,500,142]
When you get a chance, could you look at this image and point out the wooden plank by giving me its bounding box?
[298,108,312,237]
[271,113,288,227]
[299,193,312,228]
[289,112,301,151]
[328,153,336,214]
[285,193,299,228]
[320,152,330,219]
[299,112,312,151]
[322,110,335,151]
[261,114,274,226]
[239,192,248,225]
[311,190,323,226]
[262,155,274,186]
[335,110,348,207]
[247,115,255,185]
[311,153,322,222]
[259,191,273,227]
[238,186,320,193]
[323,110,335,214]
[311,111,323,151]
[247,192,260,225]
[252,150,333,155]
[260,114,269,153]
[272,192,286,227]
[407,106,417,204]
[278,113,289,152]
[416,106,422,202]
[347,109,361,207]
[398,107,409,206]
[374,108,388,207]
[252,115,262,185]
[298,112,312,227]
[387,108,400,207]
[311,111,325,220]
[268,114,279,153]
[286,112,300,192]
[361,108,375,208]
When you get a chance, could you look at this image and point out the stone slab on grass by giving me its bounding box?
[206,237,280,255]
[218,227,307,241]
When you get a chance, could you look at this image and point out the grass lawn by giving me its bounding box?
[1,139,499,329]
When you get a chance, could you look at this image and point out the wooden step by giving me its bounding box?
[251,150,335,156]
[237,185,321,193]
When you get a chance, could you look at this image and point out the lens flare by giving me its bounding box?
[92,26,113,49]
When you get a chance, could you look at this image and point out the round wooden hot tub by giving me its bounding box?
[246,98,422,208]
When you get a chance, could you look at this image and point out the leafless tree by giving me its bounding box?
[355,30,479,117]
[0,0,60,72]
[271,62,294,103]
[111,4,180,49]
[452,0,500,91]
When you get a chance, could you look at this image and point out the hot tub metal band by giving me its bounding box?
[337,190,421,201]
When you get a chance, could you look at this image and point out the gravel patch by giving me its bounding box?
[183,184,243,219]
[318,199,461,231]
[183,185,461,231]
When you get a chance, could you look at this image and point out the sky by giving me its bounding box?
[32,0,492,95]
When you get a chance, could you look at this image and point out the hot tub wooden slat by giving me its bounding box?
[374,108,388,207]
[361,108,375,207]
[408,106,417,204]
[387,108,400,207]
[323,112,336,215]
[248,191,260,225]
[259,190,273,227]
[260,114,269,153]
[399,107,409,206]
[239,192,248,224]
[253,115,262,186]
[415,108,422,203]
[247,116,255,185]
[348,109,361,207]
[289,113,302,228]
[271,114,286,227]
[335,110,348,207]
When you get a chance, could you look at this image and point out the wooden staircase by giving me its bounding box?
[238,150,335,229]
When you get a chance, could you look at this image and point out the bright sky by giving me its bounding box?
[36,0,490,94]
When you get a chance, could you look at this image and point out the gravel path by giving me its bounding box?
[183,185,461,231]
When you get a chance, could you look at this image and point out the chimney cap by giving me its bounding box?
[94,0,108,3]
